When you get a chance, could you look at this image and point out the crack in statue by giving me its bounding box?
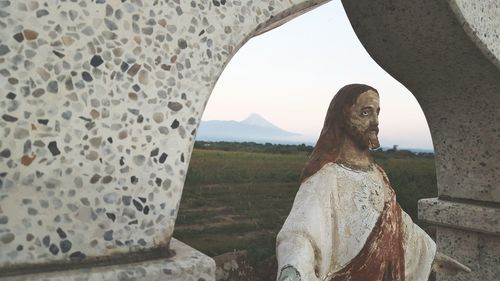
[276,84,470,281]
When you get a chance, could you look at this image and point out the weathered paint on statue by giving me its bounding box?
[276,84,470,281]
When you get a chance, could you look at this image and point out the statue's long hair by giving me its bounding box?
[299,84,378,183]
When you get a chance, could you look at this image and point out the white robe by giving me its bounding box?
[276,162,436,281]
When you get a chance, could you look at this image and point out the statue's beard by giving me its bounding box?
[345,122,380,150]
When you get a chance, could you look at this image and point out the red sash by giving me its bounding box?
[329,172,405,281]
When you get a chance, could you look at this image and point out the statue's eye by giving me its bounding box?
[362,111,369,116]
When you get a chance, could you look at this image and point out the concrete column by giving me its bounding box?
[342,0,500,280]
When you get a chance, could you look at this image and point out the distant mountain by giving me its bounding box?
[196,114,308,144]
[240,113,282,130]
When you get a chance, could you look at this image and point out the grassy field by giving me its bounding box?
[174,148,437,264]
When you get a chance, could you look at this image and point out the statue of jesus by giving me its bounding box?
[276,84,470,281]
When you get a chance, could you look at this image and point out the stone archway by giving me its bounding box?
[341,1,500,280]
[0,0,497,280]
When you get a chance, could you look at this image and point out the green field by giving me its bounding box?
[174,146,437,265]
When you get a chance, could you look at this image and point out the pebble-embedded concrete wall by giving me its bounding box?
[0,0,498,280]
[0,0,328,279]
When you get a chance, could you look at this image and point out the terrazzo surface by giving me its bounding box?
[0,0,328,270]
[0,238,215,281]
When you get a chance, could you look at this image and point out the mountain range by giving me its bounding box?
[196,114,311,144]
[196,114,434,153]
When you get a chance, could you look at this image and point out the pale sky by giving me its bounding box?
[202,1,433,150]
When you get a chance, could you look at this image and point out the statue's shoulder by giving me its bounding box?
[313,162,340,178]
[300,162,339,189]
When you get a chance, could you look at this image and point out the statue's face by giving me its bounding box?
[344,90,380,149]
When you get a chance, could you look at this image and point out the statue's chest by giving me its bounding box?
[335,167,387,213]
[331,166,388,267]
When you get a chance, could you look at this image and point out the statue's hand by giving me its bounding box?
[278,265,301,281]
[432,252,471,276]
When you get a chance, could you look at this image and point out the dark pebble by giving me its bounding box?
[120,61,129,72]
[90,55,104,67]
[101,176,113,184]
[90,174,101,184]
[2,114,18,122]
[80,198,90,206]
[0,45,10,56]
[56,227,67,239]
[106,212,116,222]
[60,239,72,253]
[36,9,49,18]
[65,78,74,90]
[13,33,24,42]
[0,149,11,158]
[128,108,139,115]
[49,243,59,255]
[150,147,159,157]
[48,141,61,156]
[175,6,183,15]
[82,71,93,82]
[32,88,45,98]
[122,196,131,206]
[132,199,143,211]
[52,50,65,58]
[47,81,58,93]
[104,19,118,30]
[69,251,86,262]
[42,235,50,247]
[159,153,168,164]
[167,102,183,112]
[131,176,138,184]
[171,119,179,129]
[8,78,19,85]
[178,39,187,49]
[1,233,15,244]
[103,230,113,241]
